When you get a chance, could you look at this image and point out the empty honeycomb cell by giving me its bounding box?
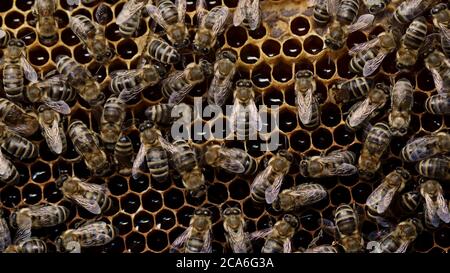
[113,213,133,235]
[278,109,297,133]
[205,0,222,8]
[207,183,228,204]
[5,10,24,28]
[251,62,272,88]
[284,85,296,106]
[282,38,302,58]
[103,237,125,253]
[409,114,421,133]
[51,160,72,180]
[381,157,403,174]
[61,28,80,46]
[74,45,93,64]
[240,44,260,64]
[316,54,336,79]
[300,209,321,232]
[272,61,292,83]
[212,222,226,243]
[0,0,13,12]
[262,39,281,57]
[17,27,36,45]
[303,35,323,55]
[31,161,51,183]
[38,142,57,162]
[228,179,250,200]
[1,186,21,208]
[248,25,267,40]
[29,44,50,66]
[336,54,356,79]
[243,198,265,219]
[417,69,435,91]
[321,103,341,127]
[55,10,70,28]
[121,193,141,214]
[72,8,92,18]
[346,31,367,49]
[414,232,435,252]
[88,62,108,83]
[134,211,154,233]
[155,209,176,230]
[413,91,428,114]
[129,176,149,193]
[147,230,168,252]
[351,183,372,204]
[226,26,248,48]
[290,16,310,36]
[117,39,138,59]
[246,140,266,158]
[163,188,185,210]
[22,183,42,205]
[295,59,315,75]
[108,175,129,196]
[105,23,122,41]
[176,206,195,227]
[421,113,443,132]
[330,186,351,206]
[333,124,355,145]
[290,130,311,152]
[126,232,146,253]
[142,190,163,212]
[311,128,333,149]
[43,182,63,203]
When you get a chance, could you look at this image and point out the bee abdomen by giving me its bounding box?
[3,63,25,101]
[70,15,95,41]
[146,104,173,125]
[21,239,47,253]
[403,18,427,50]
[425,94,450,114]
[313,6,331,25]
[416,158,450,180]
[110,74,139,95]
[441,36,450,58]
[350,48,378,73]
[162,74,189,99]
[119,11,141,37]
[148,39,180,64]
[243,156,258,175]
[157,0,178,24]
[146,147,169,182]
[2,134,38,160]
[337,0,360,25]
[172,140,196,172]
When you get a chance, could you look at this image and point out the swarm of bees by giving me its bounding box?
[0,0,449,254]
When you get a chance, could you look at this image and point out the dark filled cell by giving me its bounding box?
[207,183,228,204]
[246,140,265,158]
[262,39,281,57]
[108,60,128,75]
[74,45,92,64]
[43,182,63,203]
[330,186,351,205]
[39,141,58,162]
[243,198,265,219]
[413,91,428,114]
[303,35,323,55]
[156,209,176,230]
[177,206,195,227]
[61,28,79,46]
[229,179,250,200]
[0,0,13,12]
[164,188,185,209]
[28,45,49,66]
[417,69,435,91]
[421,113,442,132]
[257,215,275,230]
[434,227,450,248]
[321,103,341,127]
[300,209,321,231]
[283,38,302,58]
[126,232,146,253]
[105,23,122,41]
[134,211,154,233]
[413,232,434,252]
[215,169,236,182]
[147,230,168,252]
[337,54,356,79]
[16,163,30,187]
[23,183,42,205]
[291,16,310,36]
[361,221,378,239]
[295,59,314,74]
[347,31,367,49]
[409,114,421,133]
[113,213,133,235]
[333,124,355,145]
[51,46,72,63]
[278,109,297,133]
[251,63,272,88]
[55,10,69,28]
[102,237,125,253]
[142,190,163,212]
[284,85,296,106]
[5,11,24,29]
[51,160,72,180]
[117,39,138,59]
[390,136,408,156]
[129,175,149,193]
[248,24,266,39]
[290,130,311,152]
[121,193,141,214]
[240,44,260,64]
[212,223,226,243]
[17,27,36,45]
[272,62,292,83]
[0,186,21,208]
[316,54,336,79]
[31,161,51,183]
[381,158,402,175]
[311,128,333,149]
[368,26,385,38]
[73,161,91,180]
[351,183,372,204]
[226,26,248,48]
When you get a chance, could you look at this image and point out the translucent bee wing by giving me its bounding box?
[265,172,285,204]
[176,0,187,22]
[439,23,450,44]
[118,85,145,102]
[250,167,271,196]
[436,193,450,223]
[168,83,195,105]
[247,0,261,31]
[347,14,375,33]
[363,52,387,77]
[41,118,64,155]
[146,4,170,31]
[229,99,243,133]
[349,37,379,55]
[394,242,410,253]
[377,185,398,214]
[322,150,355,164]
[211,70,234,106]
[109,69,136,79]
[14,216,32,244]
[158,136,181,155]
[116,0,146,25]
[367,229,391,242]
[219,157,246,173]
[91,232,113,246]
[79,180,109,195]
[43,98,71,115]
[227,228,248,253]
[233,0,247,27]
[171,227,191,251]
[248,100,262,132]
[201,232,212,253]
[328,163,358,176]
[296,87,315,125]
[132,144,147,179]
[21,57,38,83]
[327,0,338,16]
[73,194,102,215]
[424,194,440,228]
[0,29,5,39]
[430,67,444,93]
[196,0,208,27]
[211,7,230,35]
[346,99,373,128]
[249,228,273,241]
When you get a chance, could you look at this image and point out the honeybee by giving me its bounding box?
[325,14,375,51]
[420,179,450,228]
[396,17,428,70]
[431,3,450,57]
[99,96,126,150]
[171,208,212,253]
[1,39,39,102]
[204,144,257,175]
[250,150,293,204]
[371,218,423,253]
[0,149,19,185]
[363,0,390,14]
[392,0,432,25]
[32,0,58,45]
[300,149,358,178]
[0,123,38,160]
[425,93,450,115]
[272,183,327,212]
[56,55,104,106]
[114,135,134,176]
[295,70,320,128]
[249,214,299,253]
[424,49,450,93]
[222,207,253,253]
[349,28,401,76]
[388,78,414,136]
[162,60,212,105]
[345,83,389,131]
[56,221,117,253]
[28,73,77,103]
[400,132,450,162]
[193,0,229,55]
[229,79,262,140]
[233,0,261,31]
[9,204,69,243]
[70,15,114,64]
[37,105,67,155]
[56,175,111,215]
[162,139,206,197]
[330,77,373,104]
[146,0,189,48]
[116,0,150,37]
[416,157,450,180]
[207,49,238,106]
[358,122,392,179]
[0,209,11,252]
[366,168,411,216]
[132,121,170,184]
[4,238,47,253]
[68,120,111,177]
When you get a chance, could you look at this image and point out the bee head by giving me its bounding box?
[431,3,447,15]
[395,167,411,180]
[195,208,212,217]
[192,42,210,55]
[139,120,154,132]
[283,214,299,230]
[368,3,385,14]
[223,207,241,216]
[295,70,313,80]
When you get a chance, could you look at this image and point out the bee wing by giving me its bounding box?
[247,0,261,31]
[41,118,64,155]
[118,85,145,103]
[171,227,192,251]
[233,0,247,27]
[116,0,146,25]
[146,4,170,31]
[109,69,136,79]
[13,217,32,244]
[72,194,102,215]
[430,67,444,93]
[328,163,358,176]
[43,98,71,115]
[366,183,389,214]
[296,87,314,125]
[132,143,147,179]
[394,242,410,253]
[201,231,212,253]
[212,7,230,35]
[378,185,399,214]
[250,167,271,195]
[265,172,285,204]
[347,98,377,128]
[0,29,5,39]
[424,194,440,228]
[249,228,273,241]
[347,14,375,33]
[349,37,379,55]
[363,52,387,77]
[439,23,450,44]
[229,99,242,133]
[327,0,338,15]
[176,0,187,22]
[79,180,110,195]
[283,239,292,253]
[211,70,234,106]
[321,150,354,164]
[228,228,248,253]
[21,57,38,83]
[248,100,262,132]
[436,193,450,223]
[196,0,208,27]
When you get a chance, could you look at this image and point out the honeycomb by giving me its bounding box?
[0,0,449,254]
